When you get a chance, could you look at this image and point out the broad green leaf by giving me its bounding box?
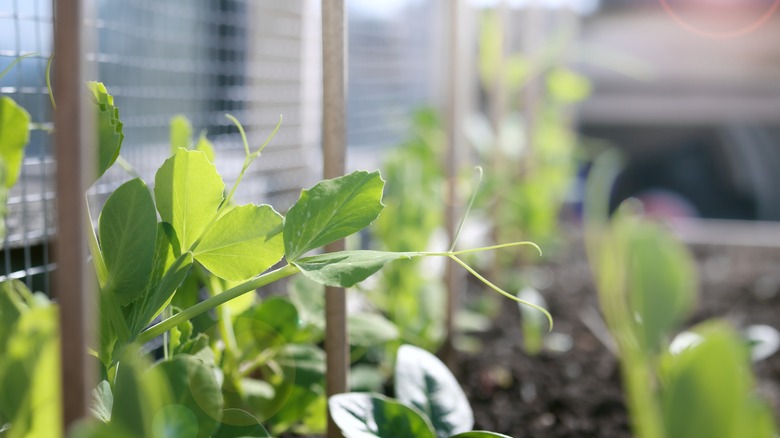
[153,355,223,438]
[348,313,399,347]
[329,393,436,438]
[99,178,157,306]
[170,115,193,152]
[213,409,270,438]
[86,82,123,179]
[154,148,225,252]
[349,365,385,392]
[251,297,300,342]
[90,380,113,422]
[450,432,512,438]
[284,171,385,260]
[0,97,29,187]
[294,250,415,288]
[395,344,473,438]
[660,322,766,438]
[618,219,697,353]
[194,204,284,281]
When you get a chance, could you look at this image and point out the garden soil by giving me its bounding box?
[458,238,780,438]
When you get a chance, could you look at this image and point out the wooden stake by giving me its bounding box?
[442,0,463,368]
[321,1,348,436]
[54,0,96,432]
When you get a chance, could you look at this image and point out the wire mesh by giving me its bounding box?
[0,0,317,294]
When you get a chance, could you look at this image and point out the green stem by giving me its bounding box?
[422,241,542,258]
[448,254,553,331]
[137,264,299,344]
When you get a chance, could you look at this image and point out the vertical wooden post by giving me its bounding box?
[442,0,463,368]
[54,0,96,432]
[321,1,347,436]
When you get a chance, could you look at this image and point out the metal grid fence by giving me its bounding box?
[0,0,445,295]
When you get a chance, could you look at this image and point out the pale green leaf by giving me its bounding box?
[0,96,30,187]
[294,250,414,288]
[111,346,171,437]
[99,178,157,306]
[86,82,123,179]
[170,115,193,153]
[618,219,697,353]
[90,380,113,422]
[660,322,767,438]
[348,313,399,347]
[194,204,284,281]
[154,148,225,252]
[395,344,473,438]
[195,133,216,163]
[284,171,385,260]
[329,393,436,438]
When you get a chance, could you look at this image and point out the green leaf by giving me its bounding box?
[294,250,415,288]
[213,409,270,438]
[660,322,769,438]
[193,204,284,281]
[153,354,224,438]
[288,275,325,333]
[86,82,123,179]
[0,279,33,353]
[252,297,300,342]
[395,344,473,438]
[129,251,193,336]
[111,346,171,437]
[154,148,225,252]
[195,133,216,163]
[98,178,158,306]
[329,393,436,438]
[450,432,513,438]
[170,115,193,153]
[284,171,385,260]
[0,305,60,437]
[348,313,399,347]
[618,219,697,353]
[90,380,113,422]
[0,97,30,187]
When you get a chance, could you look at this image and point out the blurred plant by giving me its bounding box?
[329,344,510,438]
[469,8,590,276]
[585,150,777,438]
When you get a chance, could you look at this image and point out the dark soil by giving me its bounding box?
[458,237,780,438]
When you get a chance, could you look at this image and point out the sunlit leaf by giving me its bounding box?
[0,96,29,187]
[194,204,284,281]
[86,82,123,179]
[154,148,225,252]
[284,171,385,260]
[294,250,414,288]
[329,393,436,438]
[170,115,193,153]
[395,344,473,438]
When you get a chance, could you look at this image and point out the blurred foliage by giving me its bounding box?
[585,151,777,438]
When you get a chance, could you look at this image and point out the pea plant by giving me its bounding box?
[584,151,777,438]
[1,77,551,437]
[329,344,510,438]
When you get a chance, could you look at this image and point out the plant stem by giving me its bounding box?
[448,254,553,331]
[137,263,299,344]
